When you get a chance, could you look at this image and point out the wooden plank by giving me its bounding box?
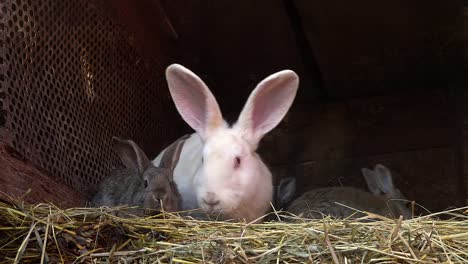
[164,0,203,68]
[455,87,468,205]
[259,92,454,164]
[293,0,464,97]
[462,7,468,204]
[200,0,319,114]
[0,131,85,207]
[103,0,175,63]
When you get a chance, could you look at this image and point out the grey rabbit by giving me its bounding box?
[92,135,189,216]
[286,164,412,220]
[264,176,297,221]
[273,177,297,210]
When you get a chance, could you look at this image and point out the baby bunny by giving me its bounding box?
[153,64,299,223]
[361,164,412,219]
[92,135,188,216]
[287,164,412,219]
[273,177,297,210]
[264,177,297,221]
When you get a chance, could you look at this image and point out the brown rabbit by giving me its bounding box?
[91,134,189,216]
[287,164,412,220]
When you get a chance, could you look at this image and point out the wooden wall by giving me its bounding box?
[261,91,464,214]
[1,0,466,212]
[293,0,464,98]
[0,129,84,207]
[457,88,468,207]
[159,0,467,213]
[462,4,468,205]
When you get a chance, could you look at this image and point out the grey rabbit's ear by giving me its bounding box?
[276,177,296,208]
[159,134,189,172]
[361,167,381,195]
[113,137,150,175]
[372,164,395,194]
[362,164,395,195]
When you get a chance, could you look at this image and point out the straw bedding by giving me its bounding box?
[0,195,467,263]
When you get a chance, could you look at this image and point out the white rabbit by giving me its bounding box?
[153,64,299,223]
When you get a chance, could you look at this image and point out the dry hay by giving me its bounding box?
[0,195,467,264]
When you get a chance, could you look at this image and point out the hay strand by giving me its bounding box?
[0,196,467,263]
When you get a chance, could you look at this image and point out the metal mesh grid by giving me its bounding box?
[0,0,183,196]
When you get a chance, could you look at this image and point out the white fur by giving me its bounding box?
[154,64,299,223]
[153,133,202,210]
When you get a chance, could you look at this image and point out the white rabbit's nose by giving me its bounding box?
[203,199,220,206]
[203,192,220,207]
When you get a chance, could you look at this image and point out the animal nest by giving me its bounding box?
[0,196,467,263]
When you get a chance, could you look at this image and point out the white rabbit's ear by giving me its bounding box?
[165,64,224,139]
[361,167,381,195]
[113,137,150,175]
[235,70,299,147]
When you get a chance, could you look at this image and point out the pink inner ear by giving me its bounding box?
[169,76,206,131]
[250,74,298,135]
[166,65,224,138]
[251,84,291,132]
[235,70,298,146]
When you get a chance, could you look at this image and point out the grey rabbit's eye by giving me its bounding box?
[144,180,148,188]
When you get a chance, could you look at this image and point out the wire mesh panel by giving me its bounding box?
[0,0,183,196]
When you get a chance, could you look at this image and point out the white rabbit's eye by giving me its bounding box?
[234,156,241,169]
[144,180,148,188]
